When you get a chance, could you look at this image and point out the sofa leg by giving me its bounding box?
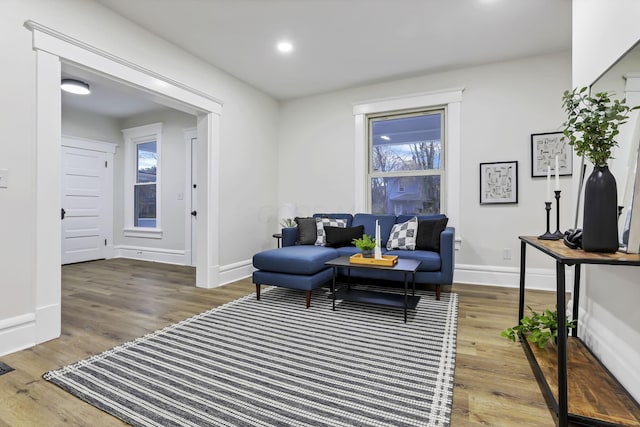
[305,290,311,308]
[436,284,441,301]
[256,284,261,300]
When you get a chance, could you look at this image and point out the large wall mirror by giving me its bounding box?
[591,41,640,253]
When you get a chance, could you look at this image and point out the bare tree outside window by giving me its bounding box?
[368,111,444,215]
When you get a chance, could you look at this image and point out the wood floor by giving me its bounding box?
[0,258,558,426]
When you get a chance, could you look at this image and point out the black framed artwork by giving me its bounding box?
[531,132,573,178]
[480,161,518,205]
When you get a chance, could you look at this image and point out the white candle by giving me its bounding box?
[375,220,379,245]
[555,155,560,191]
[547,166,551,202]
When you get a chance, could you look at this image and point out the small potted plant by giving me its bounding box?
[501,306,576,349]
[352,234,376,257]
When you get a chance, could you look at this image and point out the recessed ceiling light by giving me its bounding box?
[277,41,293,54]
[61,79,91,95]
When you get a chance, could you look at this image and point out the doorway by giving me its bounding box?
[29,20,223,347]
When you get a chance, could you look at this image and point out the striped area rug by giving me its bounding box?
[44,286,458,427]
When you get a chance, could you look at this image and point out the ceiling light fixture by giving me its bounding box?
[61,79,91,95]
[277,41,293,54]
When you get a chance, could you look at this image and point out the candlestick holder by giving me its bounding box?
[539,201,559,240]
[553,190,563,238]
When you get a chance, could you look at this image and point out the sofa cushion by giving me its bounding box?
[416,217,449,251]
[385,249,441,271]
[325,225,364,248]
[313,213,353,227]
[386,216,418,250]
[351,214,397,246]
[397,213,447,224]
[253,246,338,275]
[314,217,347,246]
[294,217,317,245]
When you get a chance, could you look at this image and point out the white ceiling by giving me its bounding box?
[63,0,572,117]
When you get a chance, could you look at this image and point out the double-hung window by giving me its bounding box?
[367,109,445,215]
[122,123,163,238]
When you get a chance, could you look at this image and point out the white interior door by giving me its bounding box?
[61,142,112,264]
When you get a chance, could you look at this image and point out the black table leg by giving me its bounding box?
[556,261,568,427]
[519,241,527,323]
[572,264,581,337]
[404,271,408,323]
[332,266,336,311]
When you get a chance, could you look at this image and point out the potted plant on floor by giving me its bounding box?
[352,234,376,257]
[501,306,577,349]
[561,87,638,252]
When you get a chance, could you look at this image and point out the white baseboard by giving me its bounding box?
[0,313,36,357]
[114,245,186,265]
[36,303,60,343]
[454,263,574,291]
[219,259,253,286]
[578,307,640,402]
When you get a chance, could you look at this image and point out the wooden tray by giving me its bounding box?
[349,253,398,266]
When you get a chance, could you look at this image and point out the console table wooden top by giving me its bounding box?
[519,236,640,266]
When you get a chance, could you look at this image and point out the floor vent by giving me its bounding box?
[0,362,15,376]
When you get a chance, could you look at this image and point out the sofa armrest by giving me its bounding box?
[440,227,455,284]
[282,227,298,247]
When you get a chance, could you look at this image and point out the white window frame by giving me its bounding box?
[367,108,445,214]
[353,88,463,246]
[122,122,163,239]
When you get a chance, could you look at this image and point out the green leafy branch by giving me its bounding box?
[501,306,577,349]
[561,87,638,167]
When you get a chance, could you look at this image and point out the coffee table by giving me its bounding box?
[325,256,421,323]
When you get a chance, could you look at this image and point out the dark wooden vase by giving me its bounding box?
[582,165,619,253]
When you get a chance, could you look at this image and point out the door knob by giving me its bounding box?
[191,210,197,217]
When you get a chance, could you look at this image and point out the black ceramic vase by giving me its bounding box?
[582,165,619,253]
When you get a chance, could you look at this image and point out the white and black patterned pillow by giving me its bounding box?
[386,216,418,250]
[314,217,347,246]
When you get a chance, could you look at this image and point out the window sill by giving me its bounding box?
[123,227,163,239]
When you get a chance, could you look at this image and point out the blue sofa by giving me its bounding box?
[252,213,455,308]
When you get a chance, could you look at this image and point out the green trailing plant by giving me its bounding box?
[501,306,577,349]
[280,218,297,228]
[352,234,377,251]
[561,87,637,167]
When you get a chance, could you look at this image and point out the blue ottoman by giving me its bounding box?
[252,246,338,308]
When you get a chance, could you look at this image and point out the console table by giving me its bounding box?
[519,236,640,427]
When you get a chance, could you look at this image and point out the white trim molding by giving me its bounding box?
[122,122,163,238]
[454,263,573,292]
[27,20,224,351]
[353,88,464,243]
[114,245,185,265]
[0,313,37,357]
[219,259,254,286]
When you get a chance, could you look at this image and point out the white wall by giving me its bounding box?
[0,0,278,356]
[572,0,640,402]
[279,52,572,287]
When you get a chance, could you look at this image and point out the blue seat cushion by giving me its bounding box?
[385,249,441,271]
[253,246,338,275]
[252,269,333,291]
